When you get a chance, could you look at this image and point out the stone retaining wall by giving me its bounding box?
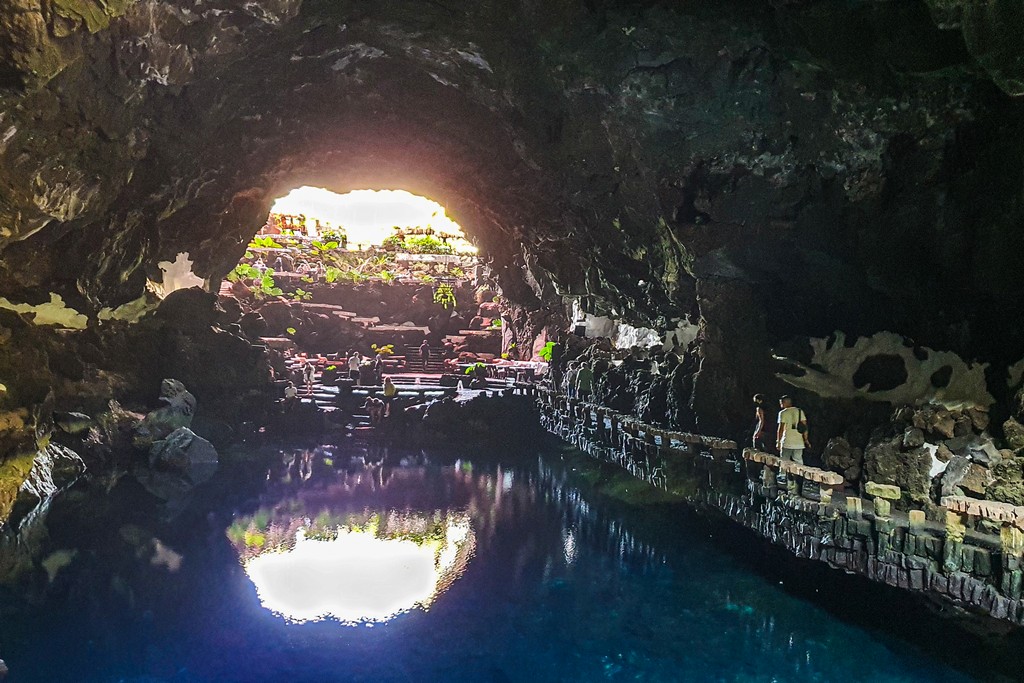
[538,388,1024,626]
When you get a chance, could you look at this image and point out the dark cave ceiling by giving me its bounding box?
[2,0,1024,361]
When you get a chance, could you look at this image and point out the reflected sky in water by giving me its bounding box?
[0,446,996,682]
[243,518,472,623]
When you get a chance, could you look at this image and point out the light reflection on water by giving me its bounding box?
[0,446,994,681]
[243,519,473,624]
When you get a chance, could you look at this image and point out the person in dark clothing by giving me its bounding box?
[752,393,768,450]
[419,339,431,371]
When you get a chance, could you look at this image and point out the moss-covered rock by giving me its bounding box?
[986,458,1024,506]
[864,437,933,508]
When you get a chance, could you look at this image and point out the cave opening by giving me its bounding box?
[223,184,515,397]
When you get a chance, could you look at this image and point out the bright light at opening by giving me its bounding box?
[270,187,472,251]
[243,518,474,624]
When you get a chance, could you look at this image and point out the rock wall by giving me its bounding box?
[539,388,1024,627]
[4,1,1024,509]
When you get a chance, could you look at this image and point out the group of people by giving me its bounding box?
[562,360,594,400]
[753,394,811,464]
[361,376,398,425]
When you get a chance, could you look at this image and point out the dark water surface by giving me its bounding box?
[0,442,1006,682]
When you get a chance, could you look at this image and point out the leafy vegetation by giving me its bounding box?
[250,235,283,249]
[371,343,395,355]
[538,340,556,361]
[227,264,283,299]
[433,282,457,309]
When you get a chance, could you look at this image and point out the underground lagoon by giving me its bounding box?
[6,0,1024,680]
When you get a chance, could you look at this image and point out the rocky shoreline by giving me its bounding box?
[538,388,1024,628]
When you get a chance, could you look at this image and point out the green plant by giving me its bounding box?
[501,352,509,359]
[256,271,284,298]
[249,236,283,249]
[433,282,456,309]
[321,229,345,244]
[371,343,395,355]
[378,269,397,283]
[406,235,454,255]
[226,263,261,282]
[538,341,556,361]
[449,266,465,279]
[464,362,486,375]
[292,288,312,301]
[286,327,297,335]
[324,266,343,283]
[229,264,283,298]
[311,240,339,253]
[325,365,337,371]
[489,318,502,329]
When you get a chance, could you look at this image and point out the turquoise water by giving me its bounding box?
[0,444,1003,682]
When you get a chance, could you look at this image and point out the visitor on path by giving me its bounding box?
[752,393,768,450]
[419,339,431,371]
[273,255,284,272]
[575,362,594,401]
[564,361,580,399]
[776,395,809,464]
[382,376,398,417]
[302,361,316,395]
[374,353,384,384]
[283,381,298,409]
[363,396,385,426]
[348,351,361,380]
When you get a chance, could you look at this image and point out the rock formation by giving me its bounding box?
[4,1,1024,522]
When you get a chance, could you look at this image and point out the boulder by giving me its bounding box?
[1004,417,1024,451]
[969,438,1003,467]
[912,405,956,439]
[863,436,932,506]
[986,459,1024,506]
[960,463,993,496]
[934,443,954,462]
[148,427,219,484]
[133,379,196,447]
[967,406,990,432]
[941,456,974,498]
[257,300,297,333]
[153,287,222,333]
[239,311,269,338]
[902,427,925,449]
[823,437,863,483]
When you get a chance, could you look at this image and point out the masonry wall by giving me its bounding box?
[538,389,1024,626]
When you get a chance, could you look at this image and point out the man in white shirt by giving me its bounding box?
[776,395,809,464]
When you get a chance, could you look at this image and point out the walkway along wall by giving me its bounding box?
[537,388,1024,626]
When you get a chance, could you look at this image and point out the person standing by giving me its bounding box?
[752,393,768,450]
[575,362,594,401]
[419,339,431,372]
[382,376,398,417]
[564,361,580,399]
[302,361,316,395]
[776,395,809,463]
[348,351,361,381]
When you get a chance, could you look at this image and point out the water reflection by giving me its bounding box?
[242,514,473,623]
